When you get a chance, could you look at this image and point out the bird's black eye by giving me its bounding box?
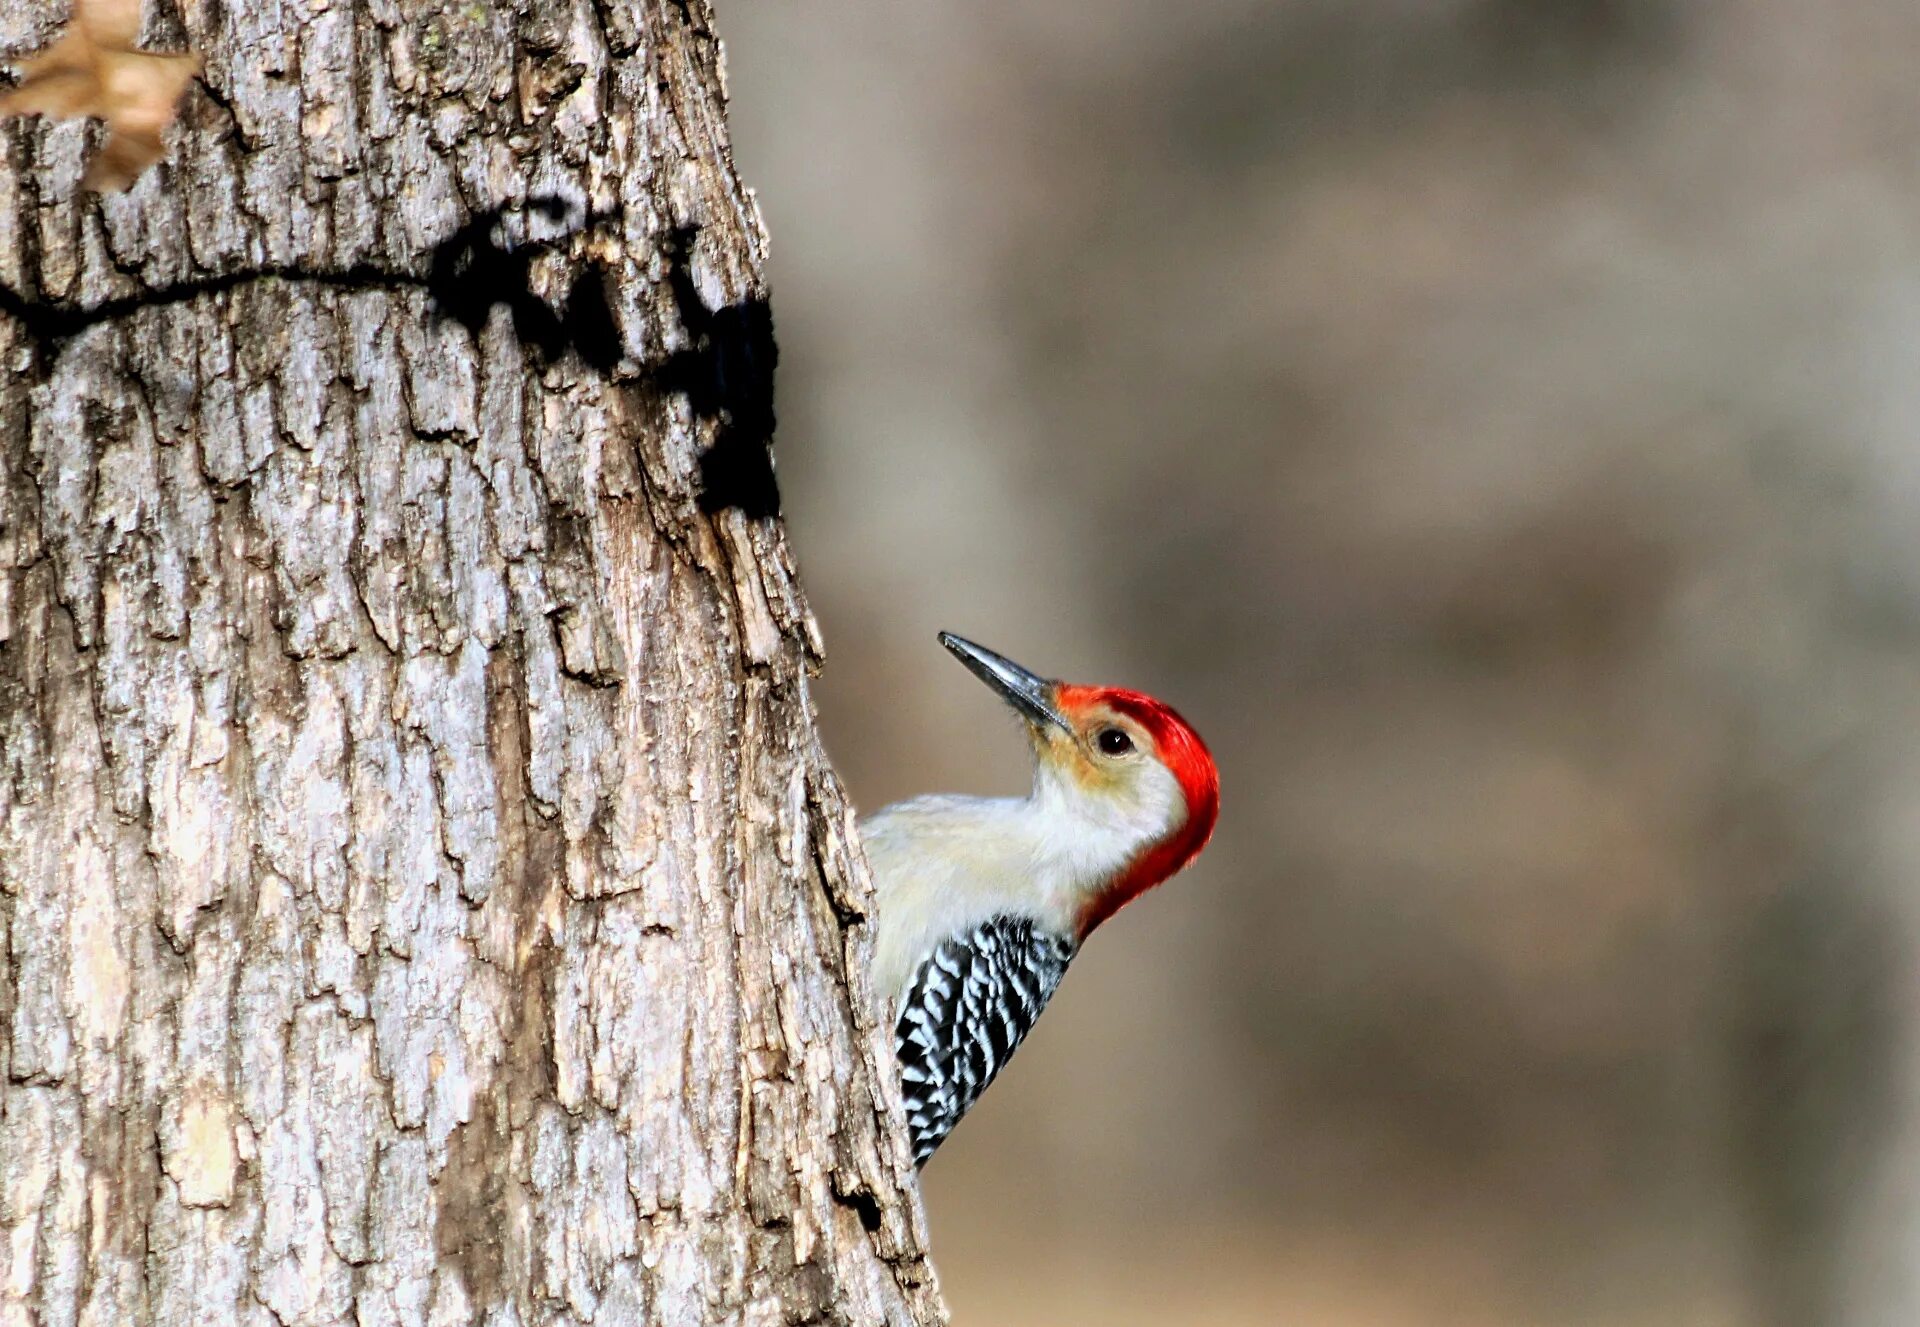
[1097,727,1134,756]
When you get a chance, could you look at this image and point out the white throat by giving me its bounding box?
[861,760,1187,1012]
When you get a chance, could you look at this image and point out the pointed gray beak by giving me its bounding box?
[939,632,1073,734]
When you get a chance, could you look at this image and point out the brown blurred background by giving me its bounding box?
[723,3,1920,1324]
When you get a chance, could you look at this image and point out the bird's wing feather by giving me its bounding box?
[894,915,1076,1166]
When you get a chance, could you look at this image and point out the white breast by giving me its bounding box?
[860,775,1181,1015]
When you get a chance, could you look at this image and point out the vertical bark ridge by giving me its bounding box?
[0,1,942,1323]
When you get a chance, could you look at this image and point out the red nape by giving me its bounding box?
[1057,685,1221,937]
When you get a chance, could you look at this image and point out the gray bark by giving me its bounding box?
[0,2,944,1324]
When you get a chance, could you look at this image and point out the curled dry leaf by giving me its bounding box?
[0,0,199,191]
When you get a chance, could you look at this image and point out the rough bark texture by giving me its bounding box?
[0,2,945,1324]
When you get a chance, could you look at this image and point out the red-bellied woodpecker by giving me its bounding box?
[863,632,1220,1166]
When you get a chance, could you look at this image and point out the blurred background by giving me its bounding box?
[724,4,1920,1324]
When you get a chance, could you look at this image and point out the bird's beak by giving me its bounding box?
[939,632,1073,735]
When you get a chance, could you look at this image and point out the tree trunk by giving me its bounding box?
[0,2,944,1324]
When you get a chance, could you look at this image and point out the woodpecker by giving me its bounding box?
[863,632,1220,1166]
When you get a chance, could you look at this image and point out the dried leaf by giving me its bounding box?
[0,0,199,191]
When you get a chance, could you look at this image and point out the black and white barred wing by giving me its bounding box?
[893,916,1077,1166]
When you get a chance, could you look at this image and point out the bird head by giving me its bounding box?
[938,632,1220,937]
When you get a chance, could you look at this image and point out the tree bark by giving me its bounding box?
[0,2,944,1325]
